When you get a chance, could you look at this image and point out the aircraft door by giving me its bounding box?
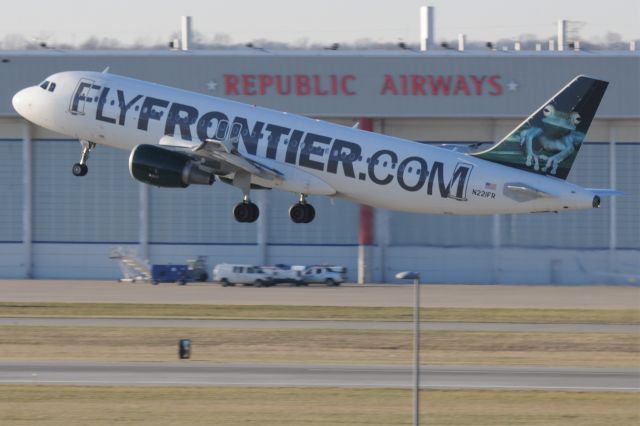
[69,78,98,115]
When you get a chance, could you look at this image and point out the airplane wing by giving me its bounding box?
[159,135,283,183]
[158,135,335,195]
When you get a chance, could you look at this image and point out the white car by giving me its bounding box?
[301,265,347,286]
[213,264,273,287]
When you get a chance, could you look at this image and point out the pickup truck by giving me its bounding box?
[300,265,347,286]
[262,264,305,286]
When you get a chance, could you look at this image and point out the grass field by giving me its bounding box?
[1,326,638,367]
[0,386,637,426]
[1,301,637,424]
[0,302,638,324]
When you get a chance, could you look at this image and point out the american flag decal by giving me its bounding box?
[485,182,497,190]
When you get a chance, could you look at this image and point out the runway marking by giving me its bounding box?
[0,379,636,391]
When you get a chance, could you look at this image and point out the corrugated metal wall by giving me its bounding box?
[0,50,638,281]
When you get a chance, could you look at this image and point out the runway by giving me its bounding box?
[0,361,637,391]
[0,317,637,333]
[1,280,638,308]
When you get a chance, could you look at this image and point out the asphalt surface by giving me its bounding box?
[1,280,639,308]
[0,361,637,391]
[0,317,637,333]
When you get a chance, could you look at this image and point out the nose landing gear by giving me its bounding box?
[289,194,315,224]
[72,140,96,177]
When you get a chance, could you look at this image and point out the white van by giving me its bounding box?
[213,264,273,287]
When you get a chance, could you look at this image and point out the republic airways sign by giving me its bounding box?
[223,74,504,97]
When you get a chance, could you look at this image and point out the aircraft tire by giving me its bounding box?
[303,204,315,223]
[72,163,88,176]
[234,202,259,223]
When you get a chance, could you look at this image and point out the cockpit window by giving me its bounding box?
[48,82,56,92]
[40,80,50,90]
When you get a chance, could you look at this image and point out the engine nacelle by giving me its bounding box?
[129,144,214,188]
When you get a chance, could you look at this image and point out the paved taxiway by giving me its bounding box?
[0,317,636,333]
[1,280,638,308]
[0,361,637,391]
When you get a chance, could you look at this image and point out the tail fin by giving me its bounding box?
[472,75,608,179]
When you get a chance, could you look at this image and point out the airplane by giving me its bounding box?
[12,70,617,224]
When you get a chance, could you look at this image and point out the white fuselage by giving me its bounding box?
[12,71,597,214]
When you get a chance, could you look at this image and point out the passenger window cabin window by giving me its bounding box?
[48,82,56,92]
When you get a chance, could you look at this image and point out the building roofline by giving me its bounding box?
[1,49,639,58]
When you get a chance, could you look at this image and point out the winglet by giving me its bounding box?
[472,76,609,180]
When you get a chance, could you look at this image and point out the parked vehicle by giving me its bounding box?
[301,265,347,286]
[186,256,209,282]
[151,264,190,285]
[212,264,273,287]
[262,264,305,286]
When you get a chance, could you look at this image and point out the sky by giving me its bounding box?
[0,0,638,47]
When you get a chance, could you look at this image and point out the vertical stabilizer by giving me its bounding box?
[472,76,608,179]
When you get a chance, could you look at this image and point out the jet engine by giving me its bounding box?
[129,144,215,188]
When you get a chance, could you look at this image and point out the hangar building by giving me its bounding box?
[0,49,638,283]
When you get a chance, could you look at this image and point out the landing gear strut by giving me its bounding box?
[289,194,315,224]
[72,140,96,177]
[231,172,260,223]
[233,195,259,223]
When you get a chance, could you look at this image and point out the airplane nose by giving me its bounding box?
[12,88,30,116]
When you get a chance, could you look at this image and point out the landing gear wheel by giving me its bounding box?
[73,140,95,177]
[233,202,259,223]
[289,203,306,223]
[289,203,315,224]
[249,202,259,221]
[303,204,315,223]
[72,163,88,177]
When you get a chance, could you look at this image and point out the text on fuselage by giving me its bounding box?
[73,81,473,200]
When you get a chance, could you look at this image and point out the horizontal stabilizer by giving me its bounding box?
[585,188,623,197]
[503,182,554,202]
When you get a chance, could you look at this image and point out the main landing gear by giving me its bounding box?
[233,195,260,223]
[289,194,315,224]
[72,140,96,177]
[232,193,316,224]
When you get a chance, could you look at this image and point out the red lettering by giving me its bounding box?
[488,75,502,96]
[428,75,451,95]
[453,75,471,96]
[399,75,408,95]
[242,74,256,95]
[412,75,427,96]
[341,75,356,96]
[224,74,240,95]
[313,75,328,96]
[330,74,338,95]
[275,75,291,95]
[381,74,397,95]
[295,75,310,96]
[258,74,273,95]
[469,75,485,95]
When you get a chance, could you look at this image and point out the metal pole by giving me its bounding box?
[138,183,149,262]
[608,126,617,278]
[413,276,420,426]
[181,16,192,51]
[22,121,32,278]
[257,190,269,266]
